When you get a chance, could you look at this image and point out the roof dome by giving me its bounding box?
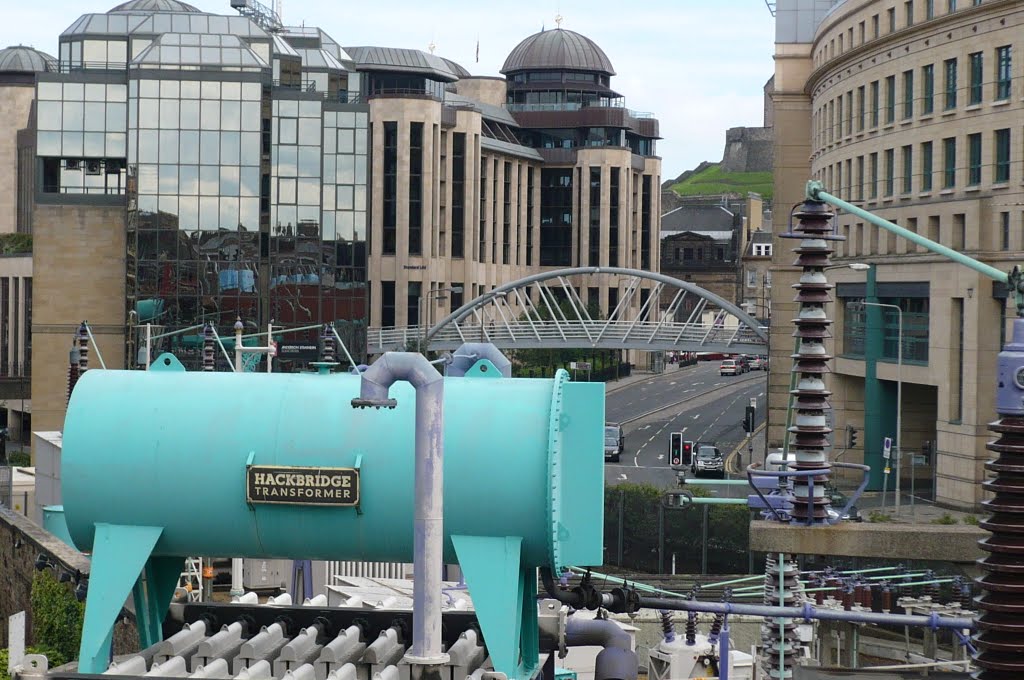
[0,45,57,73]
[501,28,614,76]
[109,0,201,12]
[441,57,471,79]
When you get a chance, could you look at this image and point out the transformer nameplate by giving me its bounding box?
[246,465,360,506]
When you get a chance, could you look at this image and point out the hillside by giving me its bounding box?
[669,163,773,201]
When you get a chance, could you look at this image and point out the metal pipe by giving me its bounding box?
[351,353,447,671]
[209,327,238,372]
[446,343,512,378]
[719,620,730,680]
[329,324,360,371]
[807,182,1008,284]
[83,322,107,369]
[631,596,974,630]
[565,618,638,680]
[681,479,751,486]
[230,316,245,598]
[144,323,152,370]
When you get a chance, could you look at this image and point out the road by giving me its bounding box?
[605,362,767,491]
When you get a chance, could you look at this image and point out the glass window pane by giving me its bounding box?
[299,119,320,145]
[220,131,240,165]
[278,100,298,117]
[159,164,178,193]
[84,132,105,156]
[299,100,319,118]
[200,100,219,130]
[138,164,157,193]
[298,146,319,177]
[240,167,259,196]
[200,131,220,164]
[180,100,200,130]
[179,196,198,230]
[159,130,179,163]
[180,80,200,99]
[85,83,106,102]
[336,185,353,210]
[180,130,199,164]
[199,196,218,228]
[138,80,158,98]
[279,178,296,203]
[354,129,367,154]
[240,197,258,229]
[200,81,220,99]
[106,132,126,156]
[220,166,240,195]
[160,99,179,129]
[279,118,297,144]
[139,99,158,128]
[337,155,354,183]
[180,164,199,195]
[200,165,219,195]
[62,132,83,156]
[107,83,127,103]
[106,103,126,131]
[222,81,241,100]
[38,101,63,130]
[337,128,354,153]
[241,101,260,131]
[139,130,159,162]
[242,82,261,100]
[38,82,62,100]
[83,40,106,63]
[84,102,105,131]
[297,177,319,205]
[221,100,241,130]
[63,101,84,130]
[108,40,127,65]
[276,145,297,176]
[38,131,61,155]
[240,132,259,165]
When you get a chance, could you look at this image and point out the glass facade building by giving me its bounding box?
[36,0,368,369]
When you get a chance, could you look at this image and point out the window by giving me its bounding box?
[408,122,423,255]
[451,133,465,258]
[903,70,914,119]
[884,149,895,196]
[969,52,983,104]
[885,75,896,123]
[872,14,880,38]
[870,80,880,126]
[382,122,398,254]
[905,0,914,26]
[996,46,1012,100]
[948,0,956,10]
[944,58,957,109]
[870,152,879,198]
[926,0,934,18]
[972,0,981,5]
[406,282,421,327]
[846,90,853,135]
[857,85,866,130]
[609,167,619,267]
[888,7,896,32]
[922,64,934,114]
[526,166,535,265]
[859,21,866,44]
[902,145,913,193]
[995,128,1011,183]
[381,281,396,326]
[588,167,601,266]
[968,133,981,185]
[1002,212,1010,249]
[921,141,933,191]
[943,137,957,187]
[856,155,865,200]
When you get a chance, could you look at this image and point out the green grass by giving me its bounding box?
[670,164,773,200]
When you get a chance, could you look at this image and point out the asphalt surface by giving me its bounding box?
[605,362,768,491]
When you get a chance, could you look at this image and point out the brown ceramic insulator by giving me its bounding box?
[761,554,800,679]
[782,199,842,524]
[974,415,1024,678]
[842,589,854,611]
[881,587,893,613]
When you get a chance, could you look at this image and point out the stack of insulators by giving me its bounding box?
[684,613,696,646]
[830,578,843,601]
[924,572,939,600]
[659,610,675,643]
[77,322,90,374]
[321,324,337,363]
[761,555,800,679]
[202,323,216,372]
[974,388,1024,678]
[959,580,973,610]
[813,579,825,606]
[841,587,854,611]
[853,582,867,608]
[709,612,724,644]
[66,361,79,406]
[859,582,874,608]
[780,200,842,523]
[880,584,893,613]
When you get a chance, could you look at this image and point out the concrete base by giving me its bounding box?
[749,520,985,563]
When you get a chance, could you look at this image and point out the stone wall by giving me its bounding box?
[720,126,774,174]
[0,506,138,657]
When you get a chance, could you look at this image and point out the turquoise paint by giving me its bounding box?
[62,362,605,680]
[63,369,603,567]
[78,524,164,674]
[41,506,74,547]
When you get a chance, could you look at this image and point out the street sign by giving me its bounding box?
[884,467,891,475]
[913,454,927,465]
[749,397,757,409]
[576,362,591,370]
[882,436,893,460]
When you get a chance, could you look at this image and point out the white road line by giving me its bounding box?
[618,474,627,481]
[648,436,656,442]
[693,414,700,420]
[758,392,764,397]
[681,427,687,433]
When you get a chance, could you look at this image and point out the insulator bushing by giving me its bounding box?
[880,585,893,613]
[761,555,800,679]
[202,323,216,372]
[685,612,696,646]
[974,411,1024,677]
[781,200,842,523]
[709,612,724,643]
[321,324,336,363]
[660,610,676,643]
[77,322,90,374]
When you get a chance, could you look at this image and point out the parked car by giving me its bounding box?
[691,444,724,478]
[720,359,741,376]
[605,423,624,463]
[749,357,764,371]
[736,355,751,372]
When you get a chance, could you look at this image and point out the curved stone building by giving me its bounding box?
[769,0,1024,509]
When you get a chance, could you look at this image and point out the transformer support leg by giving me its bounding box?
[132,555,186,649]
[78,524,163,674]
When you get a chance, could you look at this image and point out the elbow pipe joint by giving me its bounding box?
[350,352,442,408]
[446,343,512,378]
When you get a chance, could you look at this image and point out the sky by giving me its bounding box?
[5,0,776,180]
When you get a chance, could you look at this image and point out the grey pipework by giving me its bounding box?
[351,352,447,667]
[565,618,638,680]
[446,343,512,378]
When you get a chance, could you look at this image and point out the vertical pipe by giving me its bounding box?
[657,503,664,574]
[895,308,902,513]
[617,490,624,566]
[234,317,243,373]
[267,323,274,374]
[230,316,245,597]
[719,620,730,680]
[145,323,152,370]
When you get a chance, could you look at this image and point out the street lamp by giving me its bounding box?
[859,299,903,513]
[419,286,464,351]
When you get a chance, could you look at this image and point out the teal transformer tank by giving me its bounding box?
[61,355,605,678]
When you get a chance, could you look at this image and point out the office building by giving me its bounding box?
[769,0,1023,509]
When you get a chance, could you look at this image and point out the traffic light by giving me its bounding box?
[847,425,859,449]
[670,432,683,467]
[682,440,694,466]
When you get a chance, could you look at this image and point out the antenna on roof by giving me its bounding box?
[555,12,564,28]
[428,40,436,55]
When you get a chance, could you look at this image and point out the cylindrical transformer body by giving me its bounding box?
[62,368,603,568]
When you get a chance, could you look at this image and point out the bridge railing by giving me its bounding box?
[368,319,768,354]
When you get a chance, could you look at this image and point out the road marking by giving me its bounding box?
[694,382,704,386]
[669,381,677,386]
[758,392,764,397]
[657,454,665,460]
[681,427,687,433]
[683,389,694,394]
[693,414,700,420]
[648,436,656,442]
[618,474,628,481]
[639,424,651,431]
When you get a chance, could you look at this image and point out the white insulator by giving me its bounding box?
[799,271,828,284]
[231,592,258,604]
[796,306,828,320]
[794,414,827,429]
[267,593,292,606]
[797,377,826,391]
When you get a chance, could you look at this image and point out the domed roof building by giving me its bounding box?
[0,46,57,73]
[501,28,615,76]
[108,0,201,12]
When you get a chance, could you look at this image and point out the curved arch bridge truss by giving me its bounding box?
[367,267,769,355]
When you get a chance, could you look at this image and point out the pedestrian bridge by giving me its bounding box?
[367,267,769,355]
